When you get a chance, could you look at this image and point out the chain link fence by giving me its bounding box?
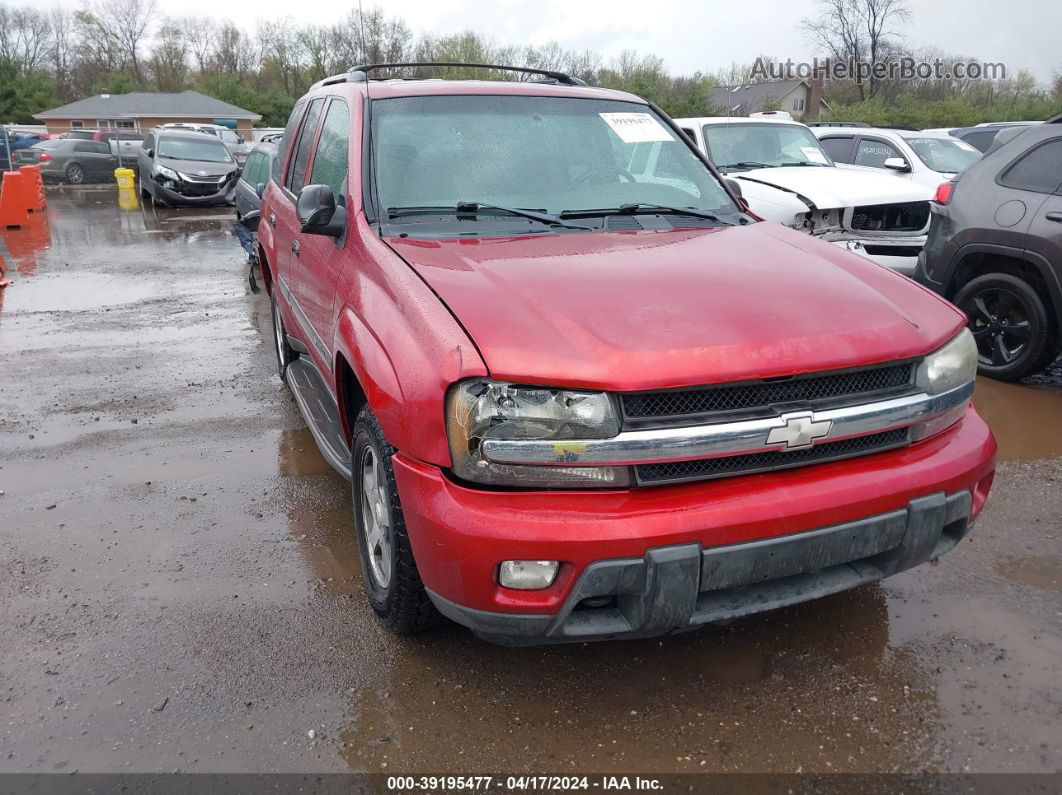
[2,123,142,186]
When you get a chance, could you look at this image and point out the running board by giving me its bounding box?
[285,356,352,481]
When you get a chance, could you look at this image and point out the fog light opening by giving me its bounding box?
[498,560,559,590]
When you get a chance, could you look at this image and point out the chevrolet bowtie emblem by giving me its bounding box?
[765,412,833,450]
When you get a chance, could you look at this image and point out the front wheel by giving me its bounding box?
[954,272,1056,381]
[351,405,439,634]
[270,288,296,383]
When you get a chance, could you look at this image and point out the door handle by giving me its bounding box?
[291,239,300,257]
[1046,212,1062,223]
[269,212,277,228]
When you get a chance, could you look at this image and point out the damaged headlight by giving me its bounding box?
[153,164,179,182]
[446,380,630,488]
[916,328,977,395]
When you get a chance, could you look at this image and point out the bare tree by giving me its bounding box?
[76,0,158,86]
[802,0,910,100]
[0,6,53,71]
[148,19,187,91]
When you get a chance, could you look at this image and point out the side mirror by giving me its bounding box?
[238,208,262,232]
[256,182,266,199]
[297,184,345,237]
[883,157,911,173]
[144,148,154,158]
[724,177,743,198]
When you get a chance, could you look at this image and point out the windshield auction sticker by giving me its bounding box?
[599,113,673,143]
[800,146,829,164]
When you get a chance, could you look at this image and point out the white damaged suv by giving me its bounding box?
[672,116,933,275]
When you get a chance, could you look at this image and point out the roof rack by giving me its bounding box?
[311,62,587,90]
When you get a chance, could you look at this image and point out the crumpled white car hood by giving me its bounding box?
[733,165,932,209]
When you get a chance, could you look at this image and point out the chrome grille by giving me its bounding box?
[621,362,915,424]
[635,428,910,485]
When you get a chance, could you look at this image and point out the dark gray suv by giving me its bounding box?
[916,118,1062,381]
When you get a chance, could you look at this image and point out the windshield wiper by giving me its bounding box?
[560,203,731,224]
[718,161,771,171]
[388,203,591,230]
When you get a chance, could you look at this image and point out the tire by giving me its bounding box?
[65,162,85,185]
[954,272,1053,381]
[270,288,296,383]
[351,405,440,634]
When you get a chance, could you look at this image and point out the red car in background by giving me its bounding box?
[258,63,996,645]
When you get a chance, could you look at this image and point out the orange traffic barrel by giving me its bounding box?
[0,170,30,229]
[20,165,46,212]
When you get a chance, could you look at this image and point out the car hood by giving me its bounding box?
[160,158,235,176]
[387,223,963,390]
[733,166,932,209]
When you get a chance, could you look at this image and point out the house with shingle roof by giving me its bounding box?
[709,79,829,121]
[34,91,261,136]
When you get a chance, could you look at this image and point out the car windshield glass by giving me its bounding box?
[703,122,834,170]
[157,137,233,163]
[371,95,737,226]
[903,136,982,173]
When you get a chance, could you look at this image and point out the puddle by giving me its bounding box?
[972,377,1062,461]
[996,555,1062,591]
[0,270,158,313]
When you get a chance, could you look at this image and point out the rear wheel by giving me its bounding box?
[65,163,85,185]
[351,405,439,634]
[270,288,296,383]
[955,272,1054,381]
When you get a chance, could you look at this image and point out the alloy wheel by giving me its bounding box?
[359,445,394,589]
[963,287,1032,367]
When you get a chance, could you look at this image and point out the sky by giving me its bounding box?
[58,0,1062,84]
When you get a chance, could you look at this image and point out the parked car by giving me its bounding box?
[92,129,144,161]
[950,122,1041,153]
[137,128,239,207]
[15,138,117,184]
[258,63,995,645]
[61,129,98,140]
[158,123,252,165]
[675,116,934,274]
[813,128,982,188]
[807,121,871,128]
[916,121,1062,381]
[6,130,53,152]
[234,142,279,219]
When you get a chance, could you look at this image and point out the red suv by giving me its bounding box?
[259,63,996,645]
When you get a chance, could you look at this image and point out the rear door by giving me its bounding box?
[272,97,325,353]
[1013,137,1062,283]
[287,96,352,374]
[235,152,263,217]
[73,141,117,182]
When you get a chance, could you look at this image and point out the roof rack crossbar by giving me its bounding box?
[312,62,587,90]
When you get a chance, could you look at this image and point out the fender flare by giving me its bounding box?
[333,305,404,447]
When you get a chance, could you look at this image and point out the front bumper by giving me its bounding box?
[393,407,995,644]
[826,234,927,276]
[153,178,236,207]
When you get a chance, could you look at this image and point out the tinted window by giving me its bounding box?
[819,136,854,162]
[854,138,903,168]
[277,103,305,182]
[143,132,155,149]
[286,98,325,192]
[961,130,996,153]
[309,99,350,201]
[1000,139,1062,194]
[74,141,107,154]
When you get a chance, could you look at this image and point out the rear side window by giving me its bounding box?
[309,99,350,202]
[819,136,854,163]
[961,130,996,153]
[285,100,323,191]
[241,153,262,185]
[999,139,1062,194]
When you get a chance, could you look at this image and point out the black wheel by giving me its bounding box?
[351,405,439,634]
[65,162,85,185]
[270,288,296,383]
[955,272,1053,381]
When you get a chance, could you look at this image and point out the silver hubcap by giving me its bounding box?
[360,446,393,588]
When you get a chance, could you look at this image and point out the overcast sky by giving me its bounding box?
[64,0,1062,84]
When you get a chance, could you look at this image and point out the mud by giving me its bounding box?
[1,190,1060,775]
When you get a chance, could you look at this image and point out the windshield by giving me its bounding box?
[702,122,834,170]
[904,136,981,174]
[157,136,233,164]
[371,95,737,228]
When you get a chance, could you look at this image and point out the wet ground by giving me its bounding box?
[1,189,1060,775]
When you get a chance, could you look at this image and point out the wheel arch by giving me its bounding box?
[945,244,1062,332]
[334,307,405,451]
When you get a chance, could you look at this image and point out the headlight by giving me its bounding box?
[916,328,977,395]
[446,379,630,488]
[153,164,178,181]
